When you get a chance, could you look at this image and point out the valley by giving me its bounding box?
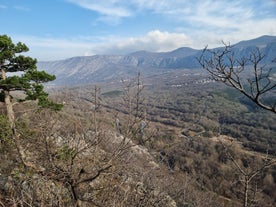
[1,35,276,207]
[46,68,276,206]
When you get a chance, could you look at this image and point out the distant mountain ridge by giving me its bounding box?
[233,35,276,47]
[38,35,276,85]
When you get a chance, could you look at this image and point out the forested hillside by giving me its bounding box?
[1,35,275,207]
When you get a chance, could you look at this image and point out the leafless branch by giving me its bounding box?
[197,44,276,113]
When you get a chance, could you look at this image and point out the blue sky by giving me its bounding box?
[1,0,276,61]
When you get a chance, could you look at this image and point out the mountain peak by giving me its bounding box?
[234,35,276,48]
[166,47,198,57]
[129,50,157,57]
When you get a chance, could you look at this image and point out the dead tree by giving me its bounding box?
[121,72,147,144]
[197,43,276,113]
[220,140,276,207]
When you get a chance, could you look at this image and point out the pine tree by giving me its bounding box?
[0,34,62,128]
[0,34,62,169]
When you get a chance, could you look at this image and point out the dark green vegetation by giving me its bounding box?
[0,34,62,123]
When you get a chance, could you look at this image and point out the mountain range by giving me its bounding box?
[38,35,276,85]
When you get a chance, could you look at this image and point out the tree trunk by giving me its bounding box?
[4,90,15,127]
[1,68,15,127]
[1,68,28,168]
[244,178,249,207]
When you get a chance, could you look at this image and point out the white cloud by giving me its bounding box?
[11,31,192,60]
[8,0,276,60]
[66,0,131,17]
[66,0,133,24]
[169,0,276,48]
[11,35,96,61]
[66,0,276,33]
[181,21,276,50]
[90,30,193,54]
[223,18,276,43]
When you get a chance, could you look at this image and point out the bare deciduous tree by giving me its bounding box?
[219,140,276,207]
[197,43,276,113]
[121,72,148,145]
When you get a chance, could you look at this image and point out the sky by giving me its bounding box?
[1,0,276,61]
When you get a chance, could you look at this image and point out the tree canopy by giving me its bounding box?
[0,34,62,114]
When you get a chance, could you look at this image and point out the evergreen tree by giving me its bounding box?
[0,34,62,127]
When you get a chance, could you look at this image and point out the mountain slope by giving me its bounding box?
[233,35,276,48]
[38,35,276,85]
